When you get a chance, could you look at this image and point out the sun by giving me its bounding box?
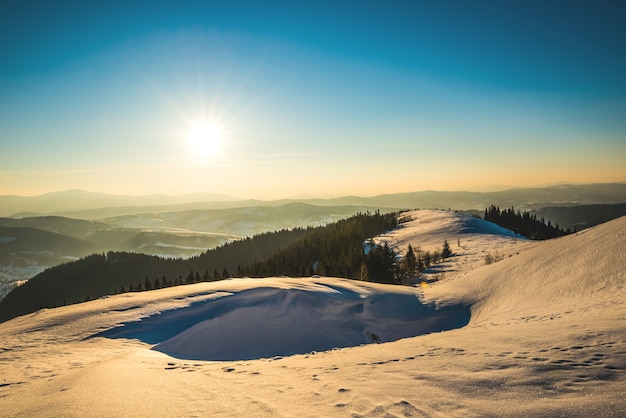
[186,121,222,159]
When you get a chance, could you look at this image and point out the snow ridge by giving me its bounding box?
[100,280,470,360]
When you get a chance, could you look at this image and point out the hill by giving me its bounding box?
[0,217,238,300]
[0,203,383,300]
[0,226,92,254]
[0,211,398,321]
[0,216,110,238]
[0,215,623,416]
[535,202,626,231]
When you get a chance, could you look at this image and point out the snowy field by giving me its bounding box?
[0,210,624,416]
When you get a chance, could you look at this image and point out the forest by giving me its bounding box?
[483,205,570,240]
[1,211,426,322]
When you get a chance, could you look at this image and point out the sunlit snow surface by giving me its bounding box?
[97,280,470,360]
[2,211,625,417]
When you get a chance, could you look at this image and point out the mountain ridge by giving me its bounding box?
[2,182,625,218]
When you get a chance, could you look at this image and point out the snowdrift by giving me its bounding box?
[99,279,470,360]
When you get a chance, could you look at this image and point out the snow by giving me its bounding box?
[99,279,470,360]
[385,210,533,282]
[0,210,624,417]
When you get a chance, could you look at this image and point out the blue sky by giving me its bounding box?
[1,1,624,198]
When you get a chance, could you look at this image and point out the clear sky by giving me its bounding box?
[1,0,625,199]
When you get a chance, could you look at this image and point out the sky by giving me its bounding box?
[1,0,625,199]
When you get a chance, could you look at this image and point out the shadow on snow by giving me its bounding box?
[94,285,470,361]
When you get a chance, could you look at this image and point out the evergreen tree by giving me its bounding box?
[364,242,397,284]
[441,240,452,259]
[403,244,417,284]
[417,252,425,273]
[423,251,432,268]
[359,262,369,281]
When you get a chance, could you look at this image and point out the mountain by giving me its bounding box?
[534,203,626,231]
[319,183,626,211]
[1,213,624,416]
[1,183,624,217]
[0,216,110,238]
[0,190,240,217]
[0,226,92,254]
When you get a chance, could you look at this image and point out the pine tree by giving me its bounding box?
[442,240,452,259]
[403,244,417,284]
[359,262,369,281]
[423,251,432,268]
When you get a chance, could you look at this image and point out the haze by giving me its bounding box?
[1,1,625,199]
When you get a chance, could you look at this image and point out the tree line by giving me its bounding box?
[0,211,412,321]
[126,212,453,289]
[483,205,570,240]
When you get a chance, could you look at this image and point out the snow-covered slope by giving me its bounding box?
[380,209,533,281]
[98,278,469,361]
[0,212,624,417]
[425,214,626,321]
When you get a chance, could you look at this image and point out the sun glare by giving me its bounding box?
[187,121,222,159]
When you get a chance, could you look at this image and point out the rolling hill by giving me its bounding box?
[0,212,623,416]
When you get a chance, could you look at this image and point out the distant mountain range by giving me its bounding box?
[0,190,240,217]
[1,183,625,218]
[534,203,626,231]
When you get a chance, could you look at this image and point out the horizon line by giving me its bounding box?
[2,180,625,200]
